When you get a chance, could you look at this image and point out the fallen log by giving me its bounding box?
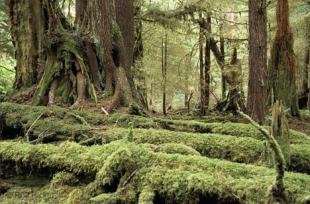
[0,103,309,145]
[0,103,309,174]
[0,141,309,204]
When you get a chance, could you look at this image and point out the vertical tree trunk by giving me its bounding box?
[82,0,140,112]
[8,0,44,89]
[247,0,267,124]
[204,16,211,110]
[268,0,300,117]
[220,33,226,100]
[162,34,167,115]
[133,4,148,109]
[75,0,102,91]
[199,19,205,115]
[306,48,310,110]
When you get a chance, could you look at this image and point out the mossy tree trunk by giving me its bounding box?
[8,0,141,111]
[247,0,267,124]
[268,0,300,117]
[133,4,148,110]
[8,0,98,106]
[216,48,246,113]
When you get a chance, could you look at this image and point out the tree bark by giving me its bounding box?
[247,0,267,124]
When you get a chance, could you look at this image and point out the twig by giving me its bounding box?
[101,107,110,116]
[25,113,45,142]
[0,65,14,73]
[68,112,90,127]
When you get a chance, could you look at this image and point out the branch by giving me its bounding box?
[237,109,287,200]
[0,65,14,73]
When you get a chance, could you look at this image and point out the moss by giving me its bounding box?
[0,141,309,203]
[51,171,79,187]
[290,145,310,174]
[155,143,201,156]
[0,180,81,204]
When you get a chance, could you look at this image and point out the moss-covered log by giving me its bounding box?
[0,103,309,174]
[0,102,309,145]
[0,141,309,204]
[102,128,310,174]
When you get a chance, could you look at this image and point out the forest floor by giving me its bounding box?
[0,103,309,204]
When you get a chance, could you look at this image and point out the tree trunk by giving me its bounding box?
[299,48,309,109]
[8,0,44,89]
[8,0,139,111]
[86,0,139,112]
[268,0,300,117]
[247,0,267,124]
[308,48,310,110]
[133,4,148,109]
[204,16,211,110]
[8,0,98,106]
[220,34,226,100]
[162,34,167,115]
[199,17,205,115]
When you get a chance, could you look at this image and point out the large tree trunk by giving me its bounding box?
[8,0,44,89]
[82,0,140,112]
[247,0,267,124]
[268,0,300,117]
[8,0,98,106]
[8,0,140,111]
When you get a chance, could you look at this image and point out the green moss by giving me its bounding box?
[51,171,79,187]
[155,143,201,156]
[0,141,309,203]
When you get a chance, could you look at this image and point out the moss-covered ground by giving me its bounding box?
[0,103,309,203]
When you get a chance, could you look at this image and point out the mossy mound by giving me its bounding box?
[0,141,309,204]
